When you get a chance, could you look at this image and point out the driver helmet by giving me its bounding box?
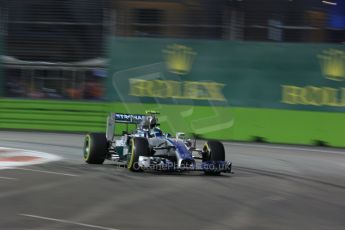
[139,116,151,130]
[149,116,157,129]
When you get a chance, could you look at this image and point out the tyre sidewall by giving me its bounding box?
[84,133,107,164]
[203,141,225,175]
[128,137,149,172]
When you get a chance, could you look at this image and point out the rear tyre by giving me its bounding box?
[83,133,108,164]
[127,137,150,172]
[203,141,225,175]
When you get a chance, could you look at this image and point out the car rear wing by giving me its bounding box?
[106,113,145,141]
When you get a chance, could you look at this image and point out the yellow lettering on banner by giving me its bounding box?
[129,79,143,96]
[153,80,182,98]
[151,80,162,97]
[305,86,322,106]
[281,85,300,104]
[182,82,226,101]
[129,78,154,97]
[314,87,322,105]
[297,87,307,104]
[168,80,182,99]
[129,79,226,101]
[152,80,167,98]
[322,87,339,106]
[184,81,200,99]
[303,86,312,105]
[203,82,226,101]
[282,85,345,107]
[339,88,345,106]
[145,80,155,97]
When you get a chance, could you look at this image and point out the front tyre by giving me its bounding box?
[127,137,150,172]
[83,133,108,164]
[203,141,225,175]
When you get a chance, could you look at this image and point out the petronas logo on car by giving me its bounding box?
[163,44,196,75]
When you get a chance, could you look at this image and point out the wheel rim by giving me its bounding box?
[84,136,90,160]
[203,143,210,161]
[127,139,135,169]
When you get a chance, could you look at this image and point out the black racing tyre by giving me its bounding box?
[83,133,108,164]
[203,141,225,175]
[127,137,150,172]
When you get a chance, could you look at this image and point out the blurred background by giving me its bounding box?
[0,0,344,146]
[1,0,344,100]
[1,2,345,229]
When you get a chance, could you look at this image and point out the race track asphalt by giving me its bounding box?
[0,131,345,230]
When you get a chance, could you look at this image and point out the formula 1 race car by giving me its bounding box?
[83,111,232,175]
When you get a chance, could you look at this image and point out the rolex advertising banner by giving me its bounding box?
[107,37,345,112]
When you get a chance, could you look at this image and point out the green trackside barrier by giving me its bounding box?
[1,99,345,147]
[0,99,109,132]
[107,102,345,148]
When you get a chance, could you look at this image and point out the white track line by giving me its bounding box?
[0,176,16,180]
[15,168,78,177]
[20,214,120,230]
[229,143,345,155]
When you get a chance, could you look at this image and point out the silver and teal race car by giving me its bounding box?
[83,111,232,175]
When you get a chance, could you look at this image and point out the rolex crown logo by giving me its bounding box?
[163,44,196,75]
[318,49,345,81]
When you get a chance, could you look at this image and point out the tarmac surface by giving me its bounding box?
[0,131,345,230]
